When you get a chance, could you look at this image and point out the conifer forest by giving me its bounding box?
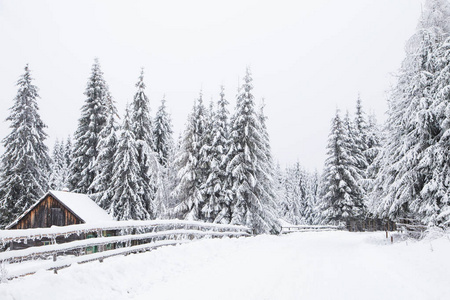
[4,1,450,299]
[1,0,450,236]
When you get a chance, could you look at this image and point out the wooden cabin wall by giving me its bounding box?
[11,195,82,229]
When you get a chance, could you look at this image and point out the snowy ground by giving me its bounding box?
[1,231,449,300]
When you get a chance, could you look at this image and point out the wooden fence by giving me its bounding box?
[281,224,344,234]
[0,220,251,281]
[395,218,428,239]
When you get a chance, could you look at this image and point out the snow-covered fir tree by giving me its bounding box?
[0,65,51,227]
[365,114,382,169]
[89,105,118,210]
[130,69,157,218]
[353,98,370,172]
[69,59,111,194]
[64,136,72,177]
[109,105,150,220]
[320,109,365,225]
[416,2,450,225]
[152,96,175,218]
[281,163,307,225]
[365,114,383,214]
[49,136,72,191]
[201,86,233,223]
[372,0,450,224]
[49,139,66,190]
[344,111,367,179]
[279,163,318,225]
[256,99,280,225]
[172,92,207,220]
[226,68,280,233]
[307,170,321,224]
[153,96,174,167]
[199,99,217,222]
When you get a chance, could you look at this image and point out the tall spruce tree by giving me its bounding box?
[320,110,364,225]
[282,164,306,225]
[152,96,175,218]
[90,107,118,210]
[200,100,217,222]
[64,136,73,177]
[130,69,157,218]
[109,106,150,220]
[307,170,321,224]
[172,92,207,220]
[256,99,280,227]
[69,59,111,194]
[372,0,450,223]
[153,96,174,167]
[0,65,51,227]
[202,86,233,223]
[417,2,450,225]
[49,139,66,190]
[226,68,280,233]
[353,98,370,171]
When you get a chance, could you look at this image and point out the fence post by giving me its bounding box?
[53,254,58,274]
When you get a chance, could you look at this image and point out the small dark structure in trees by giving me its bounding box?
[346,218,396,232]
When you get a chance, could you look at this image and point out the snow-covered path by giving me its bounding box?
[1,231,449,300]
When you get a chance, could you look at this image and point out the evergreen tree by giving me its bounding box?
[109,106,150,220]
[282,164,305,225]
[365,114,382,172]
[0,65,51,227]
[153,96,174,167]
[152,96,175,218]
[226,68,280,233]
[365,114,383,214]
[307,170,321,224]
[256,99,280,226]
[202,86,233,223]
[171,92,207,220]
[320,110,364,224]
[90,108,118,210]
[64,136,73,175]
[200,99,217,222]
[49,139,66,190]
[130,69,157,218]
[344,111,367,179]
[280,163,317,225]
[69,59,111,194]
[353,98,370,171]
[417,3,450,225]
[372,0,450,223]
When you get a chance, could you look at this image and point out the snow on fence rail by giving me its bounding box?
[396,218,428,239]
[281,224,344,234]
[0,220,251,280]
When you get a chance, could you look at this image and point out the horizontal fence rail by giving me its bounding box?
[281,224,344,234]
[0,220,251,281]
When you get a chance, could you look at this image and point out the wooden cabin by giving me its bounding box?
[6,190,114,250]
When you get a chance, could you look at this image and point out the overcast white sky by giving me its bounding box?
[0,0,424,171]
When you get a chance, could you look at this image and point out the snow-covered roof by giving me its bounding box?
[6,190,112,229]
[49,190,112,224]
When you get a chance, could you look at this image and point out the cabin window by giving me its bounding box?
[51,208,64,226]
